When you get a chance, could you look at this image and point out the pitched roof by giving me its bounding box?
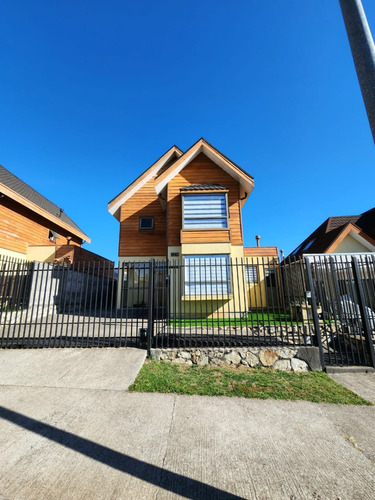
[288,207,375,258]
[108,145,183,220]
[108,139,254,220]
[154,138,254,196]
[0,164,90,242]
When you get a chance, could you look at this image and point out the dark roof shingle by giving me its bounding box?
[288,207,375,258]
[0,165,86,237]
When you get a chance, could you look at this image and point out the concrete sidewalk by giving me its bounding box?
[0,347,146,391]
[0,349,375,499]
[328,370,375,404]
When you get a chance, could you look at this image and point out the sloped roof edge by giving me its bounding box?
[154,138,254,195]
[0,165,90,242]
[108,145,183,220]
[325,222,375,253]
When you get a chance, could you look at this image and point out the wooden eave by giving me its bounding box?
[154,138,254,203]
[108,145,183,220]
[0,183,91,243]
[325,223,375,253]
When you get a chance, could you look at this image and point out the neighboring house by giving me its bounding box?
[0,164,107,264]
[108,138,278,314]
[288,207,375,258]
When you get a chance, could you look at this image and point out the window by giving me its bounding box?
[182,193,228,229]
[48,230,59,242]
[303,238,316,251]
[184,255,230,295]
[245,265,258,283]
[139,217,154,230]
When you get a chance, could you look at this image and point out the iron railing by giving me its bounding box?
[1,254,375,367]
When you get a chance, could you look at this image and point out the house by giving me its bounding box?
[108,138,279,316]
[288,207,375,258]
[0,164,108,264]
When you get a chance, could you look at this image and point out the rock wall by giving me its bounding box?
[150,346,322,372]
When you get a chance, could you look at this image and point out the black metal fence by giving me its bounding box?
[0,258,148,348]
[305,254,375,368]
[1,254,375,368]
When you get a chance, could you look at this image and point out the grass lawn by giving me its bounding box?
[129,360,371,405]
[170,310,294,327]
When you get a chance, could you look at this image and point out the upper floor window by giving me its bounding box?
[182,193,228,229]
[139,217,154,230]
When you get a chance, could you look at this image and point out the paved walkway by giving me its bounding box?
[0,349,375,499]
[329,371,375,404]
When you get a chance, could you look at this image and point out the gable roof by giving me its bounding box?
[154,138,254,197]
[288,207,375,257]
[0,164,90,242]
[108,145,183,220]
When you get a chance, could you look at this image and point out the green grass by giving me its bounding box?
[129,361,372,405]
[170,310,293,327]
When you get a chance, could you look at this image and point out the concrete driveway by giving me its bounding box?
[0,348,375,499]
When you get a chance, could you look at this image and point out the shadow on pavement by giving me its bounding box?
[0,405,242,500]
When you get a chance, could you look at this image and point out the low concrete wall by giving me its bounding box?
[150,346,322,372]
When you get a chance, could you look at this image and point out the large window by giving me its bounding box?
[184,255,230,295]
[182,193,228,229]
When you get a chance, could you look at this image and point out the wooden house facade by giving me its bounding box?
[109,138,278,313]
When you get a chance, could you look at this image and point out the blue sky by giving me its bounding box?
[1,0,374,262]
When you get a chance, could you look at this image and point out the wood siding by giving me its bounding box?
[181,229,231,244]
[168,153,243,246]
[244,247,278,257]
[55,245,113,266]
[119,176,167,256]
[0,197,82,254]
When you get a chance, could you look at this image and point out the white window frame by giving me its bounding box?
[184,254,231,296]
[182,193,228,229]
[245,265,258,284]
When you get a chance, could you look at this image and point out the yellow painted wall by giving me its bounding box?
[27,246,56,263]
[0,247,27,261]
[334,234,373,253]
[167,244,248,318]
[244,256,275,309]
[118,247,275,317]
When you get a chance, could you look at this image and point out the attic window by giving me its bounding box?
[139,217,154,230]
[48,230,60,242]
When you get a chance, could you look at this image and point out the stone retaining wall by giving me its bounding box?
[150,346,322,372]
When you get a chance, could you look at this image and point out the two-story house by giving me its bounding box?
[108,138,278,317]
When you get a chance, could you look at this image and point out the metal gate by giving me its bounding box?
[305,254,375,368]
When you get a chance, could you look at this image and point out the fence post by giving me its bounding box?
[147,258,155,356]
[352,257,375,368]
[304,256,326,371]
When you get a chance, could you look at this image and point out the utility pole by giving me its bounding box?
[339,0,375,143]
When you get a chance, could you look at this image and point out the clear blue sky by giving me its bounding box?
[1,1,374,262]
